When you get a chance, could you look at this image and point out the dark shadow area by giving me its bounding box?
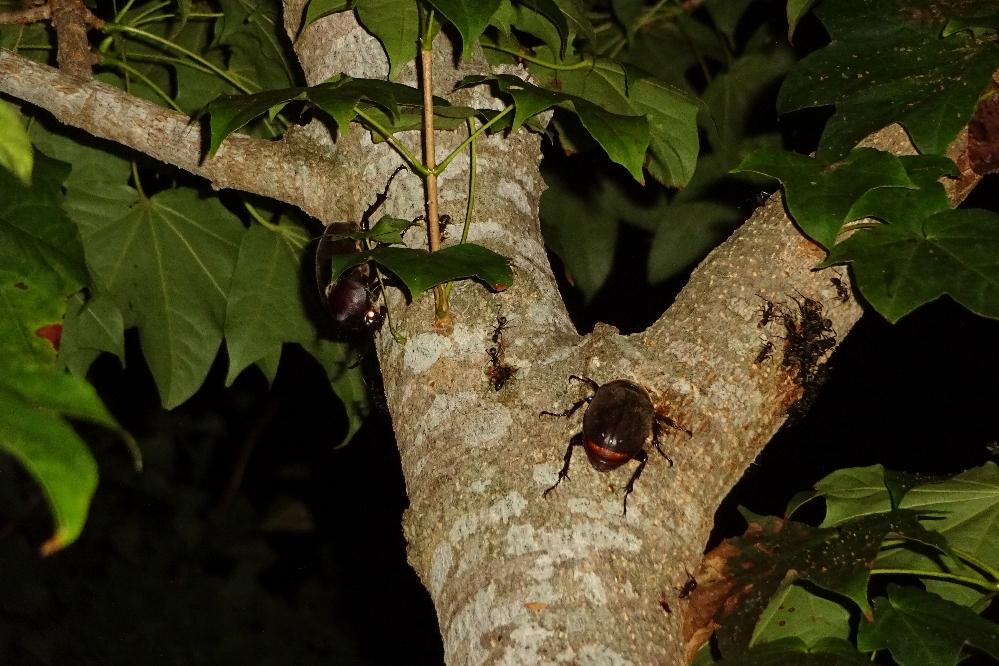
[0,341,443,665]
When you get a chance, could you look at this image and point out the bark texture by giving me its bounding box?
[0,8,983,664]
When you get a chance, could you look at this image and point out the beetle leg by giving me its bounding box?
[543,433,582,498]
[622,449,649,515]
[650,419,674,467]
[568,375,600,392]
[540,395,592,419]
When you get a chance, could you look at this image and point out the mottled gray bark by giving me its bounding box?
[0,7,979,662]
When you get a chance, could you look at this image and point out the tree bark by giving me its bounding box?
[0,6,982,662]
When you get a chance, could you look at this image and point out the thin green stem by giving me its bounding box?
[101,56,184,112]
[130,161,146,200]
[105,23,255,94]
[244,201,280,231]
[433,105,513,176]
[116,52,216,75]
[375,268,406,343]
[121,1,171,27]
[440,118,478,304]
[953,547,999,582]
[353,108,427,176]
[870,568,999,591]
[113,0,140,23]
[460,118,476,245]
[481,43,595,71]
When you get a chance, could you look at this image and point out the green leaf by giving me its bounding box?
[721,637,871,665]
[814,464,893,527]
[708,511,950,655]
[538,163,621,301]
[0,377,98,556]
[844,154,956,228]
[368,215,414,244]
[216,0,298,92]
[702,0,754,46]
[206,88,305,156]
[60,292,126,377]
[0,153,128,554]
[299,338,369,446]
[0,101,32,185]
[857,585,999,666]
[461,73,665,183]
[305,0,354,27]
[647,201,743,284]
[224,221,313,385]
[734,148,915,249]
[785,0,819,42]
[701,51,797,169]
[74,188,244,408]
[355,0,420,79]
[944,13,999,37]
[751,582,852,648]
[825,208,999,322]
[514,0,568,55]
[425,0,503,59]
[778,0,999,160]
[874,464,999,608]
[360,243,512,295]
[308,75,425,129]
[552,62,699,185]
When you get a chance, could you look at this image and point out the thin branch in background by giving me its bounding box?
[0,5,51,24]
[50,0,104,77]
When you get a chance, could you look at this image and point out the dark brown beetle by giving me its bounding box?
[541,376,691,514]
[314,167,405,334]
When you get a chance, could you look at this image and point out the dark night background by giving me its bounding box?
[2,4,999,663]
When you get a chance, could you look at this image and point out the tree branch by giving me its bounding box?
[0,48,362,223]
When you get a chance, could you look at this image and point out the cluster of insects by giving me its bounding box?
[541,376,691,515]
[485,316,516,390]
[755,290,838,418]
[660,571,699,615]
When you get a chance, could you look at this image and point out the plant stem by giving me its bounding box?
[480,43,595,71]
[870,568,999,591]
[433,105,513,175]
[440,118,478,304]
[353,107,427,176]
[419,45,447,318]
[243,201,281,231]
[100,56,184,112]
[104,23,255,94]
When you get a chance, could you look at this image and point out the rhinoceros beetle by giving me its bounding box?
[541,376,691,514]
[314,167,406,334]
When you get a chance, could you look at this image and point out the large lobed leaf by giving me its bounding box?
[0,156,127,554]
[71,187,245,409]
[826,208,999,323]
[779,0,999,160]
[735,147,915,249]
[858,585,999,666]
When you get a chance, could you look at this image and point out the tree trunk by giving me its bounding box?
[0,3,980,662]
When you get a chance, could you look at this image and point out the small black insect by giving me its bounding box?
[315,166,405,334]
[755,340,775,365]
[831,276,850,303]
[541,376,691,515]
[491,315,511,345]
[485,315,517,391]
[486,346,516,391]
[659,598,672,615]
[757,296,777,328]
[677,571,697,600]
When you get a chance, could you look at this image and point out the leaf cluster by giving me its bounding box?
[690,463,999,665]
